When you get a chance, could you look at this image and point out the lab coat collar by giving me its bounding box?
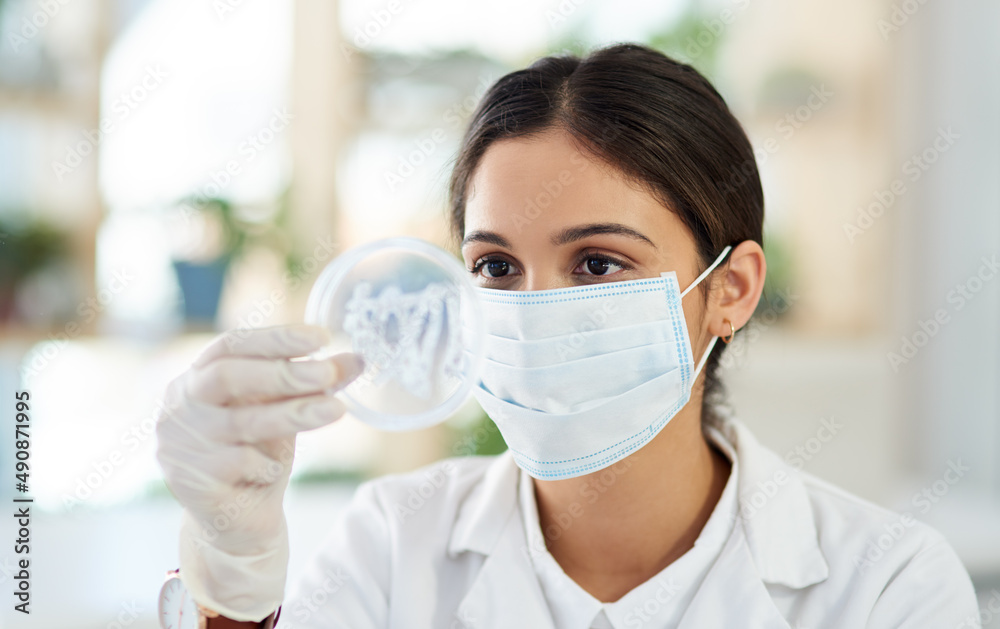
[449,449,556,628]
[454,507,558,629]
[447,449,520,558]
[715,417,830,588]
[675,516,795,629]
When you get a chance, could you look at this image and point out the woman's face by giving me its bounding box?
[461,127,716,345]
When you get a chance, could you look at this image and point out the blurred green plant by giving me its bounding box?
[755,229,795,317]
[168,191,305,327]
[447,413,508,457]
[0,214,69,318]
[646,8,726,78]
[185,196,244,261]
[175,187,302,274]
[546,1,727,79]
[288,468,367,485]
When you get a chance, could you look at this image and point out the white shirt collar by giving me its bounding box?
[447,414,829,591]
[515,421,741,629]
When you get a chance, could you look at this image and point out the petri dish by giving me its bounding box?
[304,237,484,431]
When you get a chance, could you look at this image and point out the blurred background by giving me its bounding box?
[0,0,997,626]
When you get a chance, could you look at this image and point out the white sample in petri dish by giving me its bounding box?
[304,237,484,431]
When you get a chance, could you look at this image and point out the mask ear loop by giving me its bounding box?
[692,336,718,381]
[679,245,733,299]
[679,245,733,381]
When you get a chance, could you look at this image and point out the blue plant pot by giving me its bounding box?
[172,258,229,327]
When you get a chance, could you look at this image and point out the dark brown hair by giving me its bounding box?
[447,43,764,420]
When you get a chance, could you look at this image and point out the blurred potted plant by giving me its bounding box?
[166,192,298,328]
[0,215,68,322]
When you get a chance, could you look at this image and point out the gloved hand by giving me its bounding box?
[155,324,364,621]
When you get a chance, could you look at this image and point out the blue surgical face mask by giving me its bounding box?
[468,246,732,480]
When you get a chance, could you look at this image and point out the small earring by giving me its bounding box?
[721,319,735,344]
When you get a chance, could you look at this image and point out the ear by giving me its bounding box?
[709,240,766,338]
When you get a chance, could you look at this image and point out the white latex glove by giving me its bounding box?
[155,324,363,621]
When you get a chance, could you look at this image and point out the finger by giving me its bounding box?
[188,353,364,406]
[252,435,296,463]
[193,324,332,368]
[209,394,348,444]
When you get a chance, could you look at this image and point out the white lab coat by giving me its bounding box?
[279,417,979,628]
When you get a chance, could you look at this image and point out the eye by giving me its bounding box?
[483,260,511,278]
[574,253,629,277]
[471,256,521,280]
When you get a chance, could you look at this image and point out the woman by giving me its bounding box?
[155,44,978,628]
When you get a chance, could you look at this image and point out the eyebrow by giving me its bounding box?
[461,230,511,249]
[553,223,657,248]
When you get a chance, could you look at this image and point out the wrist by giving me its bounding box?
[197,601,281,628]
[159,569,282,629]
[178,511,289,620]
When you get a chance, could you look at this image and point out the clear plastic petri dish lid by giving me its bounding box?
[304,237,484,431]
